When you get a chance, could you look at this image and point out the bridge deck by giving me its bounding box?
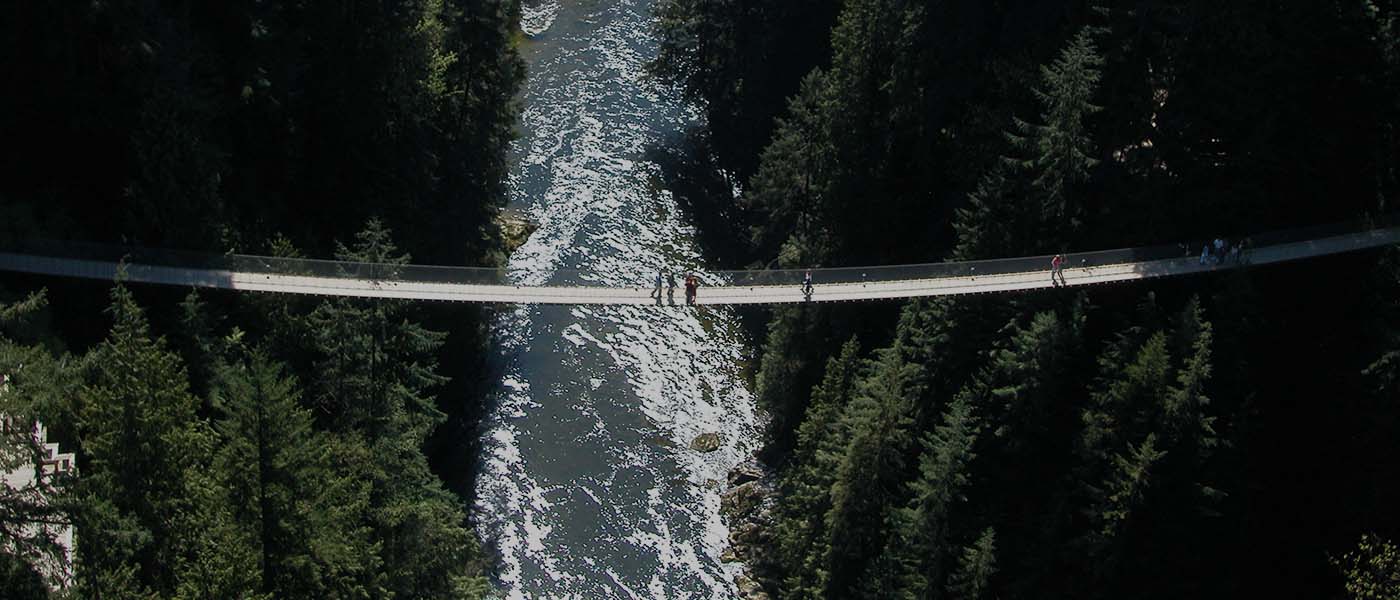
[1,228,1396,305]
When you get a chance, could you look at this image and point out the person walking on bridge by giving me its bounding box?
[667,271,677,304]
[1051,254,1066,287]
[802,270,814,301]
[650,271,663,301]
[685,273,699,305]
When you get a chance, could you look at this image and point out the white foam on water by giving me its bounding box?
[519,0,560,37]
[475,0,760,597]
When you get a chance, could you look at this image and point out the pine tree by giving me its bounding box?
[73,283,248,596]
[745,71,838,262]
[0,291,77,592]
[309,218,448,439]
[884,392,980,599]
[210,348,380,598]
[1070,295,1224,596]
[1008,26,1105,234]
[306,220,485,598]
[822,343,921,598]
[775,338,862,599]
[754,304,832,458]
[947,528,997,600]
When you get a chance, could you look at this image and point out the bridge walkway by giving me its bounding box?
[0,227,1396,305]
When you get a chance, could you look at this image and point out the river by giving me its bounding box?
[472,0,761,597]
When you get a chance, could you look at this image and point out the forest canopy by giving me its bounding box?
[0,1,524,598]
[652,0,1400,598]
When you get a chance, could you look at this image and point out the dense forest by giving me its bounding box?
[653,0,1400,598]
[0,1,522,598]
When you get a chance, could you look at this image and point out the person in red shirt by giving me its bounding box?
[684,274,698,305]
[1051,254,1066,287]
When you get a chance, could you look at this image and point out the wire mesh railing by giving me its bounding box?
[2,213,1398,289]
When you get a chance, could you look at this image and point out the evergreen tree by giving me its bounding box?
[947,528,997,600]
[0,291,76,592]
[1073,296,1223,596]
[307,220,485,598]
[753,304,832,458]
[883,392,980,599]
[211,348,378,598]
[822,344,921,598]
[1006,26,1104,243]
[774,338,862,599]
[72,283,250,596]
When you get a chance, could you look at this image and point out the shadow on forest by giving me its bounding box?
[645,125,773,336]
[644,125,756,271]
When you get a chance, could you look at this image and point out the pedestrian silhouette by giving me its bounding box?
[1051,254,1066,287]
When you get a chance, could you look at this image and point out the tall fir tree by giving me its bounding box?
[822,343,921,598]
[774,338,862,599]
[73,283,252,596]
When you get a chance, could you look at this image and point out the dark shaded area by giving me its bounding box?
[655,0,1400,597]
[0,0,524,597]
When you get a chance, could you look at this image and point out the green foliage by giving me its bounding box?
[754,305,832,457]
[822,344,920,597]
[1008,27,1104,232]
[0,551,49,600]
[946,528,997,600]
[0,292,78,592]
[775,338,862,599]
[72,284,227,596]
[310,220,448,440]
[884,392,980,599]
[650,0,841,179]
[1332,534,1400,600]
[1,1,516,596]
[664,0,1400,597]
[211,348,376,598]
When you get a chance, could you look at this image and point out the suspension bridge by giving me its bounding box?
[0,223,1397,305]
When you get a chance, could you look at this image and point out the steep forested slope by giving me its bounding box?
[0,1,523,597]
[654,0,1400,597]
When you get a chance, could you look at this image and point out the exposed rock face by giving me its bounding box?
[727,462,763,486]
[720,461,779,599]
[496,212,538,254]
[691,432,723,452]
[721,481,765,520]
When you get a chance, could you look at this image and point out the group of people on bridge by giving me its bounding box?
[650,271,702,305]
[650,269,816,305]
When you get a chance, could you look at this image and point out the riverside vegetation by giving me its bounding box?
[653,0,1400,598]
[0,1,523,597]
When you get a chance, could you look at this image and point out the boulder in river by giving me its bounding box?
[690,432,722,452]
[727,462,763,486]
[720,481,766,521]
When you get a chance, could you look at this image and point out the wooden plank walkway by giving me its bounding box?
[1,227,1397,305]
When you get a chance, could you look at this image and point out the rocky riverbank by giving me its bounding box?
[719,461,779,599]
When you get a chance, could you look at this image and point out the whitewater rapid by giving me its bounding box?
[472,0,761,597]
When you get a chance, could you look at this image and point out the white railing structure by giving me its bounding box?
[1,219,1397,305]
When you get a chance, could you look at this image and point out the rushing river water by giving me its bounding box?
[472,0,761,597]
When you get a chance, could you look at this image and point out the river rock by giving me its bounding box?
[720,481,765,521]
[690,432,722,452]
[729,521,764,547]
[495,212,538,254]
[734,573,770,600]
[727,462,763,486]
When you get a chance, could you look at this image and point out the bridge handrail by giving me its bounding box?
[2,213,1397,288]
